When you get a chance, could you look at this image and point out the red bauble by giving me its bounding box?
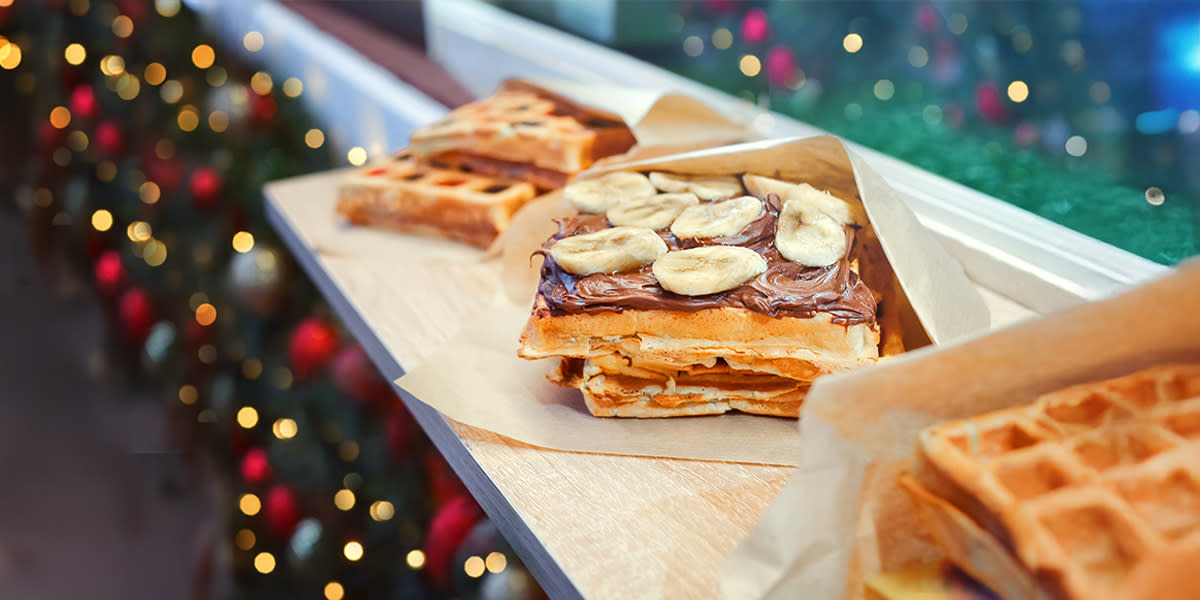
[248,93,277,127]
[264,485,302,539]
[741,9,770,44]
[288,317,339,380]
[976,83,1007,123]
[426,451,468,508]
[386,407,419,460]
[118,287,154,345]
[94,250,126,297]
[704,0,737,12]
[69,85,97,120]
[332,344,394,409]
[765,46,799,88]
[94,121,124,157]
[239,448,272,486]
[423,495,483,590]
[189,167,222,212]
[144,154,185,197]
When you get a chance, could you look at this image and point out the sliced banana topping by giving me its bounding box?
[648,172,744,200]
[775,201,847,267]
[606,193,699,230]
[669,195,763,239]
[652,246,767,296]
[564,172,657,214]
[549,226,667,276]
[743,174,861,225]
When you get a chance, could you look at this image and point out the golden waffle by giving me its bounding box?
[337,153,537,248]
[410,87,636,177]
[906,364,1200,600]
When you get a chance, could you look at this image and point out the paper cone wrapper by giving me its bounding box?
[396,136,991,465]
[720,259,1200,598]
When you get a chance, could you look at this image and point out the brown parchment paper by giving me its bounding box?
[395,136,992,465]
[720,259,1200,597]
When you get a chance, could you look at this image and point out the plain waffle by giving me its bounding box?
[904,364,1200,600]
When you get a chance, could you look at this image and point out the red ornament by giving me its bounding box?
[144,154,185,197]
[976,83,1007,123]
[94,250,126,297]
[423,495,483,590]
[69,85,97,120]
[765,46,799,88]
[332,344,394,409]
[240,448,272,486]
[118,287,154,346]
[189,167,222,212]
[704,0,737,12]
[264,485,302,539]
[288,317,339,380]
[741,9,770,44]
[248,93,277,127]
[386,407,419,460]
[94,121,123,157]
[425,452,468,508]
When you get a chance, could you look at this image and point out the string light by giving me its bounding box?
[198,344,217,364]
[485,552,507,574]
[282,77,303,98]
[406,550,426,569]
[155,0,181,17]
[1007,81,1030,103]
[843,33,863,53]
[908,46,928,68]
[195,303,217,326]
[91,209,113,232]
[243,31,264,52]
[0,40,21,69]
[208,110,229,133]
[53,148,71,167]
[369,500,395,521]
[272,418,297,439]
[191,44,215,69]
[138,181,160,204]
[100,55,125,76]
[305,129,325,149]
[67,130,88,152]
[272,368,293,390]
[347,147,367,166]
[948,13,968,35]
[334,489,355,511]
[69,0,88,15]
[232,231,255,253]
[339,441,359,461]
[155,138,175,159]
[343,541,363,562]
[738,54,761,77]
[324,582,345,600]
[178,384,198,405]
[144,241,167,266]
[206,66,228,87]
[250,71,273,95]
[242,358,263,380]
[1065,135,1087,157]
[177,106,200,132]
[112,15,134,38]
[65,43,86,65]
[464,556,485,578]
[97,161,117,182]
[1090,81,1111,104]
[127,221,152,242]
[235,529,256,551]
[237,406,259,428]
[873,79,895,101]
[239,493,262,516]
[254,552,275,574]
[50,106,71,128]
[683,35,703,57]
[711,28,733,50]
[160,80,183,103]
[188,292,210,311]
[116,73,140,100]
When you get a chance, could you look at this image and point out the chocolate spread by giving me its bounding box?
[535,193,878,325]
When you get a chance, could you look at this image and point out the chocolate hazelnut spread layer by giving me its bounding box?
[535,193,879,325]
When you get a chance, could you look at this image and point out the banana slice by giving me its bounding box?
[652,246,767,296]
[775,201,847,267]
[564,172,657,214]
[648,172,744,200]
[549,226,667,275]
[743,174,863,225]
[606,193,699,230]
[670,195,763,239]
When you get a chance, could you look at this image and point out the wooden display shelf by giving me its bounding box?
[265,169,1038,600]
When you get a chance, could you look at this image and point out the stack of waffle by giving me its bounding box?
[518,170,900,418]
[337,82,637,248]
[901,364,1200,600]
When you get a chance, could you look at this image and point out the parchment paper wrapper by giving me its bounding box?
[396,136,991,465]
[720,259,1200,598]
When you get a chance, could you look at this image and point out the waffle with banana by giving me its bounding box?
[410,82,637,189]
[336,153,537,248]
[518,171,899,418]
[900,364,1200,600]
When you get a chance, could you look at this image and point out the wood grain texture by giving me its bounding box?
[264,169,1039,600]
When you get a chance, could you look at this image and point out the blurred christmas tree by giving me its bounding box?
[0,1,542,599]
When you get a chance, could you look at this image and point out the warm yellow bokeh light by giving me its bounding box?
[485,552,507,574]
[100,54,125,76]
[97,161,117,182]
[406,549,426,569]
[138,181,161,205]
[192,44,215,69]
[347,147,367,166]
[179,384,198,405]
[237,406,259,428]
[232,231,255,253]
[1007,80,1030,103]
[343,541,364,561]
[156,0,181,17]
[369,500,395,521]
[324,582,345,600]
[235,529,256,550]
[208,110,229,133]
[91,209,113,232]
[240,493,262,516]
[282,77,303,98]
[0,0,15,6]
[195,303,217,326]
[115,73,140,101]
[339,441,359,462]
[177,107,200,132]
[242,358,263,380]
[243,31,264,52]
[250,71,273,95]
[160,80,183,104]
[67,130,88,152]
[112,15,134,38]
[738,54,761,77]
[464,556,485,578]
[206,66,228,87]
[127,221,152,242]
[65,43,87,65]
[69,0,88,14]
[273,368,293,390]
[50,106,71,128]
[0,41,21,70]
[843,33,863,53]
[305,129,325,149]
[334,489,356,511]
[254,552,275,574]
[711,28,733,50]
[272,418,297,439]
[155,139,175,160]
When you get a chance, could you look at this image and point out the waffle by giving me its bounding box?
[410,85,636,181]
[517,171,896,418]
[904,364,1200,600]
[337,153,537,248]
